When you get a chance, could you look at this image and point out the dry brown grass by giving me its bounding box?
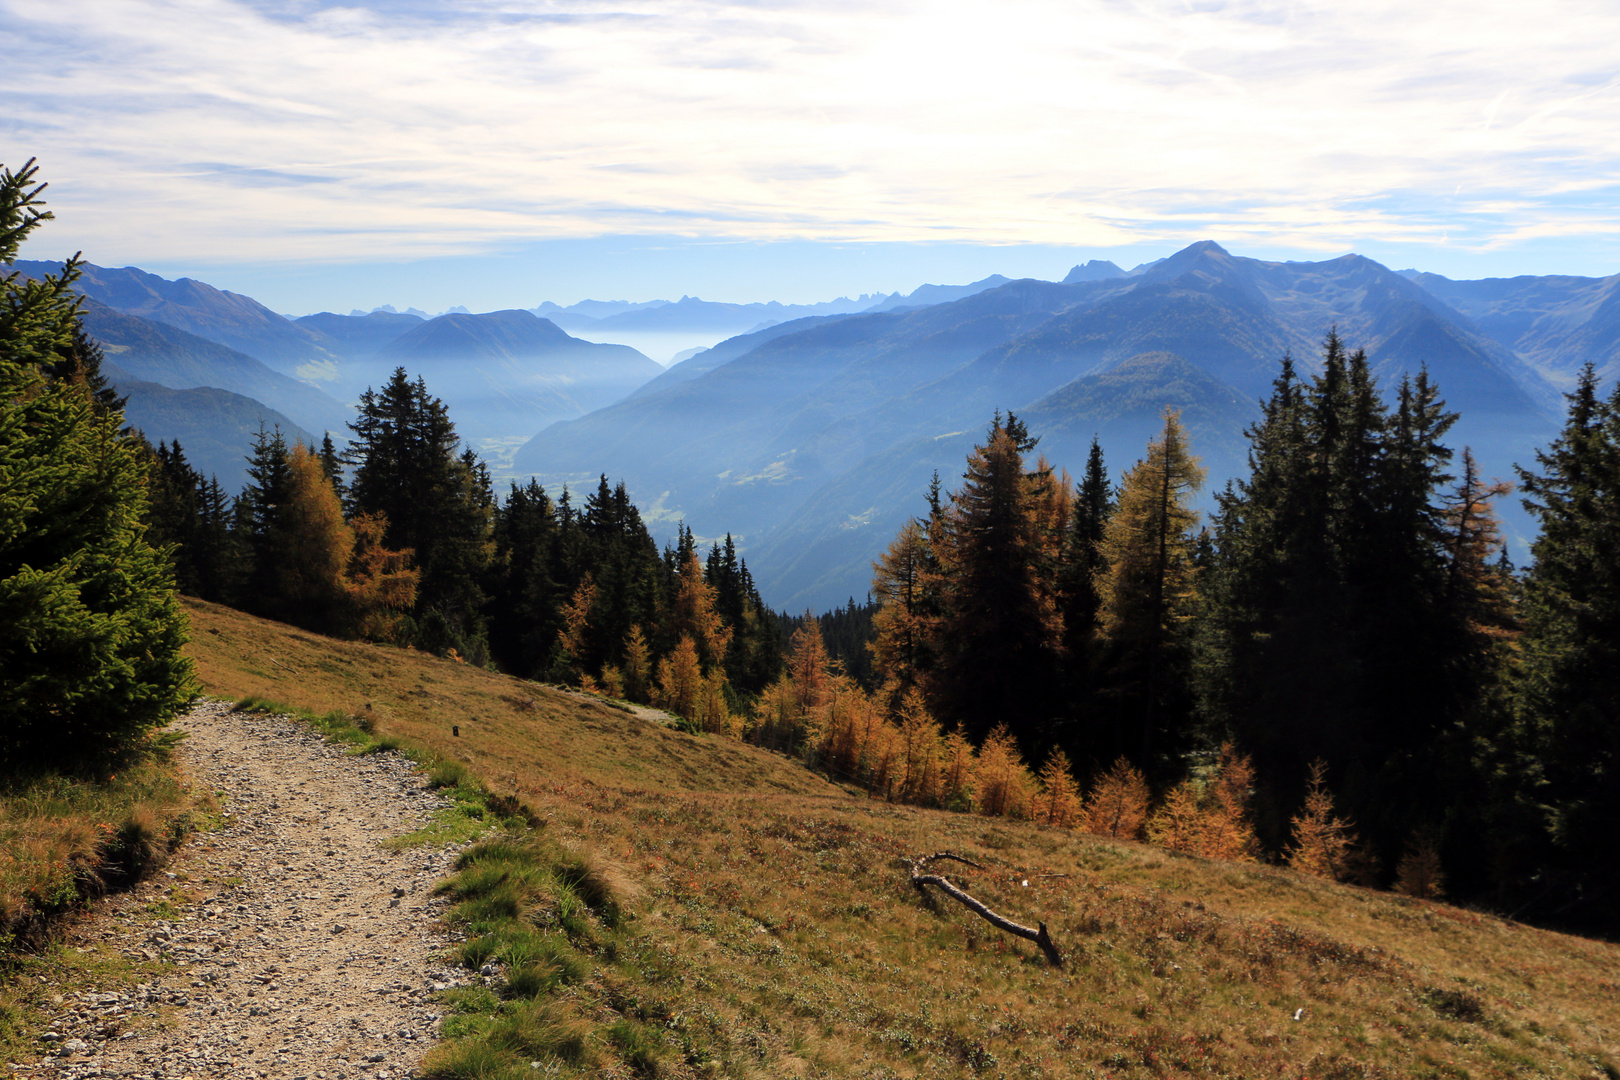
[0,760,192,946]
[184,598,1620,1079]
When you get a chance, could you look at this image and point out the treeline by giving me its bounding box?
[146,367,786,710]
[830,332,1617,933]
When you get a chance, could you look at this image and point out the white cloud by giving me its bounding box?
[4,0,1620,265]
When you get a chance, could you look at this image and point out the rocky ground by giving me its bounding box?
[9,701,477,1080]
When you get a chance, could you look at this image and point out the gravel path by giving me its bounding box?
[17,701,475,1080]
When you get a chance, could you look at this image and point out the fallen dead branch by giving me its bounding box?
[909,851,1063,967]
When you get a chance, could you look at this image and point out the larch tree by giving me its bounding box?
[1095,407,1205,775]
[269,442,354,630]
[1081,757,1150,840]
[869,518,937,708]
[1286,760,1360,882]
[1035,749,1083,828]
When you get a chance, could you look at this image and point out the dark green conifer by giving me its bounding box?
[1,157,193,767]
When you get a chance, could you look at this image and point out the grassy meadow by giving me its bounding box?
[174,597,1620,1079]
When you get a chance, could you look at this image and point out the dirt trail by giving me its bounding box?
[16,700,474,1080]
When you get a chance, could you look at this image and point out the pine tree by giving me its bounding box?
[487,480,564,678]
[1095,408,1204,774]
[318,432,346,503]
[143,440,206,596]
[1,157,194,766]
[237,424,292,609]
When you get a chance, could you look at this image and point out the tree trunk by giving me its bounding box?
[909,852,1062,967]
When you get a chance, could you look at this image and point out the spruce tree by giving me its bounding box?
[928,415,1069,752]
[1,157,194,767]
[1200,332,1480,861]
[347,368,494,660]
[1512,364,1620,925]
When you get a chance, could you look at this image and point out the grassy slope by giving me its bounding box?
[183,597,1620,1080]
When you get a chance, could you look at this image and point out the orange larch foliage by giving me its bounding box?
[621,625,651,704]
[655,633,704,723]
[1082,757,1150,840]
[896,689,943,805]
[939,730,977,811]
[1286,759,1360,881]
[1035,749,1082,828]
[975,724,1036,819]
[1147,780,1206,853]
[671,552,732,666]
[343,511,417,641]
[557,573,597,681]
[1200,742,1262,862]
[1394,827,1446,900]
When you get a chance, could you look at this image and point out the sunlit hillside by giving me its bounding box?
[183,598,1620,1079]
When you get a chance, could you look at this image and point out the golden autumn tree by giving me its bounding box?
[870,519,938,709]
[894,688,943,805]
[1286,760,1360,881]
[556,573,597,684]
[1095,408,1205,773]
[1394,827,1446,900]
[976,724,1038,819]
[1147,781,1206,853]
[621,624,652,703]
[271,443,353,628]
[939,730,978,811]
[1443,448,1519,655]
[1081,756,1151,840]
[754,617,835,752]
[655,633,704,723]
[1035,749,1083,828]
[670,550,732,667]
[343,511,418,641]
[1199,743,1262,861]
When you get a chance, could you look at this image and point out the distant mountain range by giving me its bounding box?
[20,246,1620,613]
[515,241,1618,610]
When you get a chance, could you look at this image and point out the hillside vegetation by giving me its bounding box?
[184,598,1620,1080]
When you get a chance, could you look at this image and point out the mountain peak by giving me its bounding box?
[1062,260,1125,284]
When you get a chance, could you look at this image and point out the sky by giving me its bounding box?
[5,0,1620,315]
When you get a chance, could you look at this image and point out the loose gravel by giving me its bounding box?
[14,700,477,1080]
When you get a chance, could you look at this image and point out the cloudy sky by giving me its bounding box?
[5,0,1620,313]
